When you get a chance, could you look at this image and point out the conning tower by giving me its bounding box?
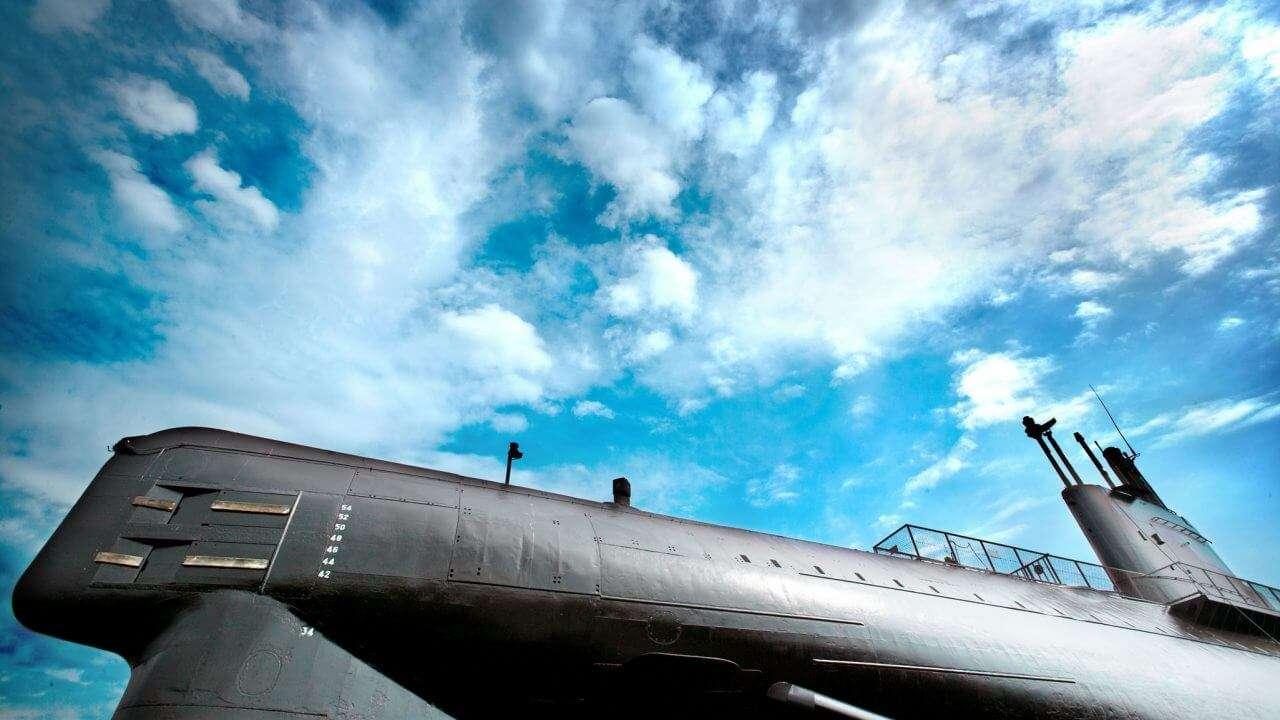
[1023,413,1279,635]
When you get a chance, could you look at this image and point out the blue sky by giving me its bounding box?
[2,0,1279,715]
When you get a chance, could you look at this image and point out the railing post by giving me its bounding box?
[1042,555,1062,584]
[980,542,997,573]
[1075,560,1093,589]
[905,525,921,558]
[1201,566,1230,600]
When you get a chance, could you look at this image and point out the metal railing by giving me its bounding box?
[1144,562,1280,614]
[873,524,1116,591]
[872,524,1280,616]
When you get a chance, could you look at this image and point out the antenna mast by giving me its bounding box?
[1090,385,1138,459]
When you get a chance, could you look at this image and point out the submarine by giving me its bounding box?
[13,415,1280,718]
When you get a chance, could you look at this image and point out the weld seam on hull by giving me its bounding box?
[812,658,1075,683]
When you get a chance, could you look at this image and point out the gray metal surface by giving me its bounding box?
[13,426,1280,719]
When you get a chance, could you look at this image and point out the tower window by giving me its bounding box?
[1151,532,1165,545]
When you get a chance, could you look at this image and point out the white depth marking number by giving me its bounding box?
[318,503,353,581]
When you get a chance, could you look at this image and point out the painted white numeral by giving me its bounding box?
[300,626,314,637]
[321,505,353,578]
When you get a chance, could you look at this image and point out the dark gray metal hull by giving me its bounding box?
[14,428,1280,718]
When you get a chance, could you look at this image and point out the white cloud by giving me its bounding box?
[628,38,712,141]
[1130,395,1280,446]
[904,436,977,494]
[706,71,779,157]
[566,97,680,224]
[185,149,280,231]
[489,413,528,433]
[630,329,674,361]
[950,350,1052,430]
[5,0,1275,535]
[562,37,714,226]
[30,0,109,34]
[746,463,801,507]
[849,394,875,421]
[0,518,40,547]
[1067,269,1122,293]
[438,304,555,405]
[186,48,250,100]
[874,513,904,530]
[571,400,614,419]
[1218,315,1245,331]
[91,149,184,236]
[167,0,268,41]
[603,241,699,321]
[42,668,84,684]
[1049,248,1081,264]
[3,3,609,514]
[1242,24,1280,82]
[1073,300,1113,332]
[105,75,197,136]
[773,383,806,401]
[1075,298,1116,317]
[1056,14,1228,150]
[633,9,1265,401]
[1073,300,1112,321]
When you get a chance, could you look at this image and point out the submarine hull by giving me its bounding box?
[15,428,1280,718]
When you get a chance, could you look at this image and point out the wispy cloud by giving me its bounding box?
[186,48,250,100]
[571,400,615,419]
[30,0,109,34]
[1074,300,1113,326]
[962,497,1052,542]
[104,75,197,136]
[1130,395,1280,446]
[746,464,802,508]
[1218,315,1245,331]
[904,436,978,494]
[41,668,85,684]
[91,149,185,236]
[185,149,280,231]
